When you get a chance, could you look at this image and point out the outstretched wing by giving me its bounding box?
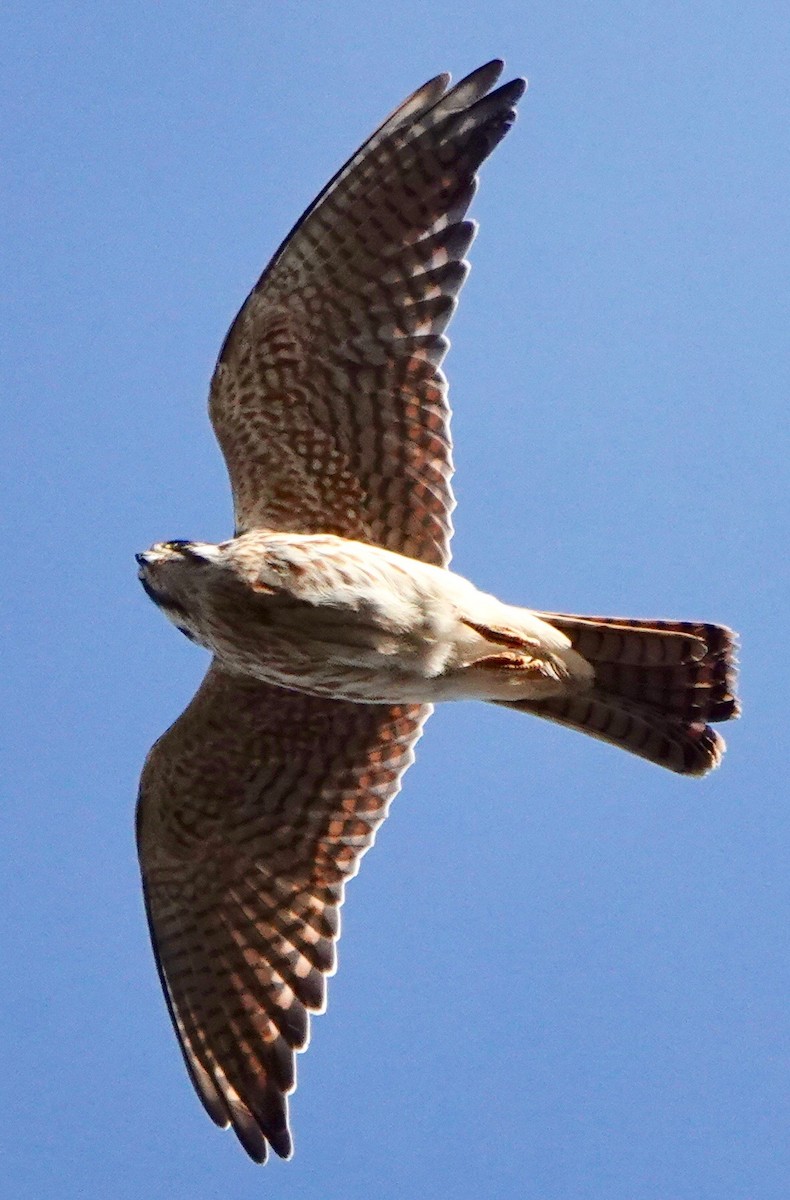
[139,65,526,1161]
[138,664,428,1162]
[209,60,526,568]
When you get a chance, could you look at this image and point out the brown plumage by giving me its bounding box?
[138,668,427,1161]
[136,61,739,1164]
[500,615,739,775]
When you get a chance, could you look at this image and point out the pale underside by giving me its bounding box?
[137,61,527,1161]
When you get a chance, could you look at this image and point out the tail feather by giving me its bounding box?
[498,613,739,776]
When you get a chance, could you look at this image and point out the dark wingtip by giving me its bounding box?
[509,76,529,101]
[464,58,506,87]
[441,60,526,115]
[266,1126,294,1160]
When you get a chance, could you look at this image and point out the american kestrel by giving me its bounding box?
[136,61,739,1162]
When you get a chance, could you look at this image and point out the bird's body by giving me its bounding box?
[138,531,592,703]
[135,61,739,1163]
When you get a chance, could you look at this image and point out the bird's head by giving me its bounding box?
[136,540,223,643]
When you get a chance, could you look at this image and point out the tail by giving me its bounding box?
[497,614,740,776]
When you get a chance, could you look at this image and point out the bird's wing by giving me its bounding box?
[137,662,428,1162]
[209,61,526,567]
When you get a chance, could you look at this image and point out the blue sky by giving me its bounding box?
[3,3,789,1197]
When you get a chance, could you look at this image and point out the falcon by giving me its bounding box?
[136,61,739,1162]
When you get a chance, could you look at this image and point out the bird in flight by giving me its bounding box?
[136,60,739,1163]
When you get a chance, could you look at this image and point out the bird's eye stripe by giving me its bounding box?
[140,577,190,619]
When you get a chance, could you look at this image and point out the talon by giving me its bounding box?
[461,618,540,650]
[469,651,574,688]
[471,652,535,670]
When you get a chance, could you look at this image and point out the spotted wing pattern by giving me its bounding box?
[138,664,428,1162]
[139,61,526,1162]
[210,60,526,568]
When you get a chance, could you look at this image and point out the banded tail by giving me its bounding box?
[498,614,740,776]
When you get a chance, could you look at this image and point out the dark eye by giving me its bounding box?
[164,540,193,552]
